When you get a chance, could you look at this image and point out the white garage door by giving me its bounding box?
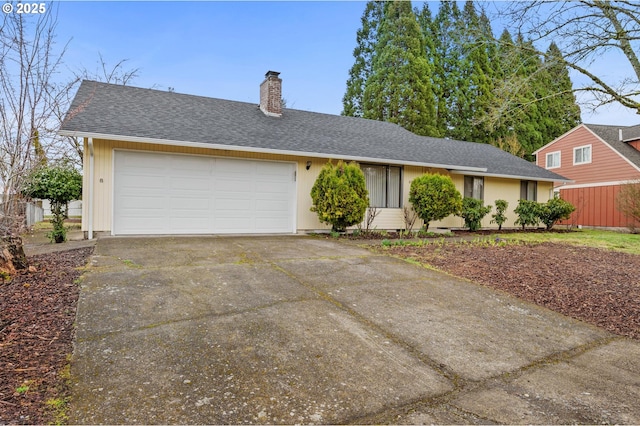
[113,151,296,235]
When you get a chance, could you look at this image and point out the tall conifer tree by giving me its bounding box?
[430,1,464,139]
[342,1,385,117]
[538,42,581,141]
[362,1,437,136]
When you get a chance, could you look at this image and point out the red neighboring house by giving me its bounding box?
[533,123,640,229]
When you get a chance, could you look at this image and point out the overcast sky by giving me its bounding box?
[53,1,639,127]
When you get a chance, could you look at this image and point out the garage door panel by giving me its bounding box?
[168,217,212,231]
[256,199,288,211]
[120,174,167,190]
[118,217,166,231]
[215,204,254,213]
[169,177,212,191]
[114,151,295,235]
[118,195,165,210]
[255,182,289,194]
[214,217,253,231]
[215,179,254,193]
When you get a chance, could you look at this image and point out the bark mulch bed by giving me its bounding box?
[0,247,93,425]
[385,241,640,340]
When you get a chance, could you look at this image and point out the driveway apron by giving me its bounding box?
[70,236,640,424]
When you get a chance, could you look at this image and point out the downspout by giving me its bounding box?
[88,137,94,240]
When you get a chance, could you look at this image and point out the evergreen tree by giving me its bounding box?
[511,33,546,156]
[455,1,495,143]
[538,42,581,141]
[363,1,437,136]
[342,1,384,117]
[488,29,541,157]
[429,1,464,138]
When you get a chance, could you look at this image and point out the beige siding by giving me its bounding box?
[85,139,320,233]
[84,139,551,233]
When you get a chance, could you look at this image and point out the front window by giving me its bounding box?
[546,151,560,169]
[361,164,401,208]
[520,180,537,201]
[464,176,484,200]
[573,145,591,165]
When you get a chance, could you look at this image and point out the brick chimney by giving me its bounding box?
[260,71,282,117]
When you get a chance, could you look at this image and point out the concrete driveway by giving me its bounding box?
[70,236,640,424]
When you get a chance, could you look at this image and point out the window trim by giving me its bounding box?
[545,151,561,169]
[573,144,592,165]
[360,163,403,208]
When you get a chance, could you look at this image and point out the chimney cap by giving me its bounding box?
[265,70,281,78]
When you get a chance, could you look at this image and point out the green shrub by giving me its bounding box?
[459,198,492,231]
[22,162,82,243]
[538,196,576,230]
[514,199,541,230]
[310,160,369,233]
[409,174,462,231]
[490,199,509,230]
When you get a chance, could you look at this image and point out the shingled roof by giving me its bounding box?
[59,80,569,182]
[584,124,640,169]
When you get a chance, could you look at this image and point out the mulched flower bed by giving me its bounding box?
[385,241,640,340]
[0,247,93,424]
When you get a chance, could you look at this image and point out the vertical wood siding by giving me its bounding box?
[558,184,638,228]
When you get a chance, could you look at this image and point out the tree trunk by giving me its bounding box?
[0,236,28,274]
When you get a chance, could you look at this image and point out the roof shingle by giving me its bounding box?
[60,80,568,182]
[584,124,640,169]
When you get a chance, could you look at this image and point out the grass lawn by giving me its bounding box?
[32,219,81,231]
[501,229,640,255]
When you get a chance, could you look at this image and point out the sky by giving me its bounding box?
[48,1,640,127]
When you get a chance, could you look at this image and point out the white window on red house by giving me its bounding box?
[573,145,592,165]
[546,151,561,169]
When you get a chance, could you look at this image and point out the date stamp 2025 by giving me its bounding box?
[3,2,47,14]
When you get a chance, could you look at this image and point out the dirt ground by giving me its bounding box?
[1,238,639,423]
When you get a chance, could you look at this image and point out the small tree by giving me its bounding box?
[538,196,576,230]
[491,199,509,230]
[617,180,640,233]
[310,160,369,233]
[22,162,82,243]
[409,174,462,231]
[514,199,541,230]
[459,198,492,231]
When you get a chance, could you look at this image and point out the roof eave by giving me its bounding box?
[58,130,488,173]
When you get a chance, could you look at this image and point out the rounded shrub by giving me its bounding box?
[539,196,575,230]
[409,173,462,231]
[310,160,369,232]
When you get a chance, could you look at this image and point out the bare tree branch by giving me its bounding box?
[497,0,640,116]
[0,4,68,236]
